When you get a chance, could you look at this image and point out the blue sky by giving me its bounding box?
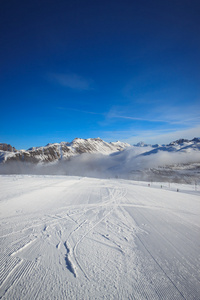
[1,0,200,149]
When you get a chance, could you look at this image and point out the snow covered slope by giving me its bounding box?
[0,175,200,299]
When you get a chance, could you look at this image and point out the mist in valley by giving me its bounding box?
[1,147,200,183]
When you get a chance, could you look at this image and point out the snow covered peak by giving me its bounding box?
[1,137,199,167]
[169,139,189,146]
[135,142,150,147]
[0,138,130,164]
[69,138,130,155]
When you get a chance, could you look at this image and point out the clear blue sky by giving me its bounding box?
[1,0,200,149]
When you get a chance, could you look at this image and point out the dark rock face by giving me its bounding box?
[0,143,17,152]
[169,139,189,146]
[192,137,200,143]
[168,138,200,146]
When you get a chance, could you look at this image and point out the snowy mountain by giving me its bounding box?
[0,138,200,183]
[134,141,150,147]
[0,138,130,164]
[139,137,200,156]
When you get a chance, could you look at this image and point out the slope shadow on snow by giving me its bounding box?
[63,242,76,277]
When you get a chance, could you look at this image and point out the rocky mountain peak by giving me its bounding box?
[0,143,17,152]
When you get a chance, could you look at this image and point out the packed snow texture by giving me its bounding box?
[0,175,200,299]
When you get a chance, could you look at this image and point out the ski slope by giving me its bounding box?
[0,175,200,299]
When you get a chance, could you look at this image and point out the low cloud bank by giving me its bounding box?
[1,147,200,183]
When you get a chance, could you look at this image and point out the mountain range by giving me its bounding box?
[0,137,200,183]
[0,138,130,164]
[0,137,200,165]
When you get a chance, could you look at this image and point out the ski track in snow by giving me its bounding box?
[0,175,200,299]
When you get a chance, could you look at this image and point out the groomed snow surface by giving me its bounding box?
[0,175,200,299]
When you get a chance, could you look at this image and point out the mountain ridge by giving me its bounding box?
[0,137,200,165]
[0,138,130,164]
[0,138,200,183]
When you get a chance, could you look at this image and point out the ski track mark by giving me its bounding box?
[86,236,124,254]
[10,239,36,257]
[1,176,199,299]
[63,242,76,277]
[56,242,61,249]
[0,259,36,299]
[71,186,127,280]
[0,256,21,287]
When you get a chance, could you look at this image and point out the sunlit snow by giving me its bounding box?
[0,175,199,299]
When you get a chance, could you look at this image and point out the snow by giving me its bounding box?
[0,175,200,299]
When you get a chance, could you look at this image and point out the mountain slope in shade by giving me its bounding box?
[0,138,131,164]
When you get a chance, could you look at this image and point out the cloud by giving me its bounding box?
[104,103,200,127]
[152,104,200,126]
[120,125,200,145]
[57,107,103,116]
[105,110,168,123]
[49,73,93,90]
[97,124,200,147]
